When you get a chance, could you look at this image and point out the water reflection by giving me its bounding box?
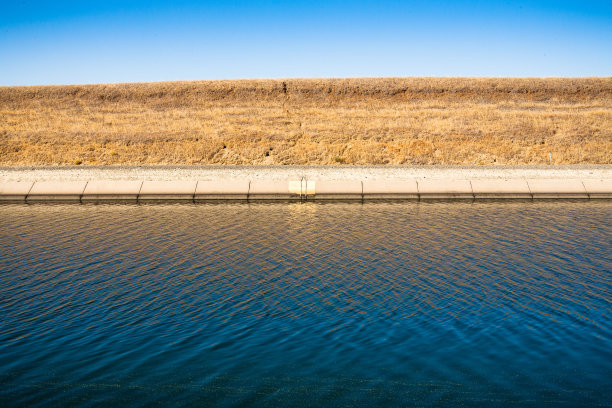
[0,201,610,407]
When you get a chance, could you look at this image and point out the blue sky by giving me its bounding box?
[1,1,611,85]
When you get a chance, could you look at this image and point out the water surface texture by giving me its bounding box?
[1,202,611,407]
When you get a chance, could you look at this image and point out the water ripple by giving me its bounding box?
[0,201,611,407]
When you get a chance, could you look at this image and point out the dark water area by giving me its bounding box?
[0,201,610,407]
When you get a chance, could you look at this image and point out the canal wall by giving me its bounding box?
[1,178,611,201]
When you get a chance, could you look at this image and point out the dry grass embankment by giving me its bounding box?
[1,77,610,165]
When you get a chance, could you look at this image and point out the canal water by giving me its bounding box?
[0,202,610,407]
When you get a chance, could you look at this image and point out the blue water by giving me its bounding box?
[0,202,611,407]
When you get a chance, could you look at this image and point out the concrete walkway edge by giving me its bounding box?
[1,178,611,201]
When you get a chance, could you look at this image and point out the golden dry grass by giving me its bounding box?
[1,77,610,165]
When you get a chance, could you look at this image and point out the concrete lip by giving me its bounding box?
[82,180,143,200]
[582,179,612,198]
[471,179,531,199]
[27,181,87,201]
[139,181,197,200]
[362,180,418,199]
[527,179,588,199]
[315,180,362,199]
[302,180,316,197]
[417,179,473,199]
[249,180,299,199]
[0,181,34,201]
[1,177,611,201]
[195,180,250,200]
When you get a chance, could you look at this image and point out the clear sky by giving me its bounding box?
[1,0,611,85]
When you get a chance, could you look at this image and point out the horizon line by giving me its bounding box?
[3,75,611,88]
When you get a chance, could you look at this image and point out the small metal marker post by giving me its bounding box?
[549,152,552,165]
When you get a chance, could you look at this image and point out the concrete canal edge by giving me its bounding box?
[1,178,611,201]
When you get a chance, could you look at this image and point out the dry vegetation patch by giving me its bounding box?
[1,77,610,165]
